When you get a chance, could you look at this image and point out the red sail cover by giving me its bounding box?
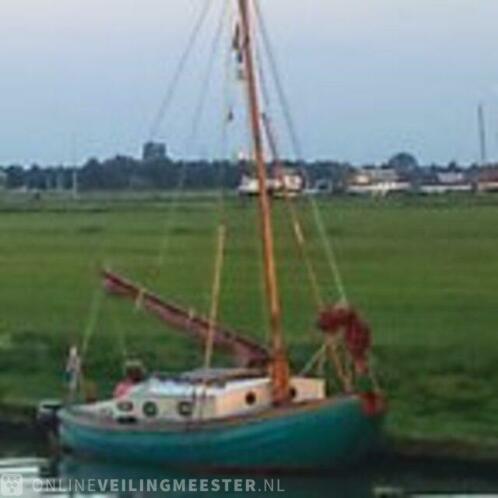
[102,270,271,369]
[318,306,372,361]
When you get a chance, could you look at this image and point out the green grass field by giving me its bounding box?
[0,193,497,446]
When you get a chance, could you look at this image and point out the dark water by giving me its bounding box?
[1,435,498,497]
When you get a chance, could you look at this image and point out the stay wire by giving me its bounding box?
[254,1,350,381]
[204,6,241,369]
[254,0,303,160]
[81,287,105,360]
[148,0,214,141]
[78,210,126,370]
[185,1,230,154]
[154,2,228,273]
[74,0,214,380]
[201,5,233,346]
[254,30,324,310]
[254,0,348,304]
[220,3,237,162]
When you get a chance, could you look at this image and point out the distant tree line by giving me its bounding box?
[0,156,353,192]
[0,152,491,192]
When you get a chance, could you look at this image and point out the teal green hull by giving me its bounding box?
[59,397,384,470]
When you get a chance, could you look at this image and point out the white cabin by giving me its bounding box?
[82,369,325,423]
[347,181,411,197]
[238,172,304,197]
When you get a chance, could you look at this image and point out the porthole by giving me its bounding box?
[100,408,113,418]
[290,387,298,400]
[178,401,194,417]
[143,401,158,418]
[117,401,134,413]
[245,391,257,406]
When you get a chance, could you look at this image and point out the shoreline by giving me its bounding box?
[2,403,498,468]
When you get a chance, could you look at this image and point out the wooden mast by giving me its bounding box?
[238,0,291,404]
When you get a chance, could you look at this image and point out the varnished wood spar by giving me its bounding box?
[238,0,290,404]
[102,270,270,368]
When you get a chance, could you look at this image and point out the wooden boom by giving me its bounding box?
[102,269,271,369]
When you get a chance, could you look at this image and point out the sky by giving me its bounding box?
[1,0,498,166]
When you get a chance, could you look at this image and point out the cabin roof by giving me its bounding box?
[123,368,270,399]
[139,375,270,398]
[179,368,265,383]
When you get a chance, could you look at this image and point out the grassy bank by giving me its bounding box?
[0,193,497,448]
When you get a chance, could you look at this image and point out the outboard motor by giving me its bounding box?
[36,400,62,436]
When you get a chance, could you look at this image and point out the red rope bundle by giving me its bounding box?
[317,306,371,361]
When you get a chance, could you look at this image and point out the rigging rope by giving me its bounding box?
[299,342,326,376]
[73,210,132,395]
[148,0,214,140]
[254,0,349,305]
[202,9,242,369]
[154,1,228,273]
[77,0,219,371]
[202,14,236,373]
[108,302,129,363]
[186,1,229,154]
[254,1,303,160]
[203,224,227,372]
[81,288,105,359]
[220,2,237,161]
[310,202,348,303]
[254,25,324,309]
[252,1,356,385]
[74,1,231,388]
[260,112,324,309]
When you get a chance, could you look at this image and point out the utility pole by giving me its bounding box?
[72,168,79,199]
[71,134,79,199]
[478,103,488,166]
[57,167,64,193]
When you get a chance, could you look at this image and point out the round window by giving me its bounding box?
[117,401,134,413]
[143,401,158,418]
[178,401,194,417]
[245,391,257,406]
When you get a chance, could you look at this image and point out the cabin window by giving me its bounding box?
[143,401,158,418]
[117,401,134,413]
[177,401,194,417]
[245,391,257,406]
[290,387,298,400]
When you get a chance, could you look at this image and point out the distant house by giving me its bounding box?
[436,171,466,185]
[238,169,305,197]
[417,166,472,195]
[142,142,167,162]
[477,167,498,193]
[238,175,263,196]
[347,167,410,197]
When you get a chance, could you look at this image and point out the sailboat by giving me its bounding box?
[54,0,386,470]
